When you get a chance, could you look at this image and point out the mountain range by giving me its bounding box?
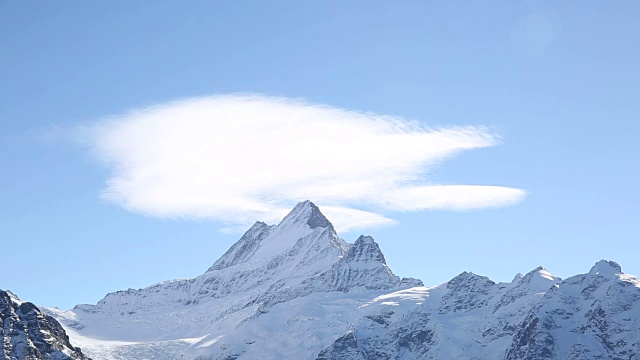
[4,201,640,359]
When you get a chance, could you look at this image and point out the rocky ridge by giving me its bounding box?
[0,289,89,360]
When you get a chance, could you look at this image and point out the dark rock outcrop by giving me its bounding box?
[1,289,90,360]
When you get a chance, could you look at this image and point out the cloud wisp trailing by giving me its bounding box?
[84,94,525,232]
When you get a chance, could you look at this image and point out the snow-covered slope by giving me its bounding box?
[44,201,640,360]
[0,289,89,360]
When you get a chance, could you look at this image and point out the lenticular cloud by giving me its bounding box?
[87,94,525,231]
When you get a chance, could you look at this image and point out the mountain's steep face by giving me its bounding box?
[0,290,89,360]
[43,201,640,360]
[439,271,497,313]
[207,221,275,271]
[326,235,403,291]
[306,235,422,293]
[253,234,423,311]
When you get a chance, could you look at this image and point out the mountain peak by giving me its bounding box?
[355,235,376,245]
[283,200,333,230]
[522,266,556,281]
[344,235,387,263]
[4,289,22,304]
[234,200,339,262]
[589,259,622,277]
[510,266,559,293]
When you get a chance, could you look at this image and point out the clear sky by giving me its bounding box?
[1,1,639,310]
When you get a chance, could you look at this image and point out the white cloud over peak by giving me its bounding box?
[85,94,525,232]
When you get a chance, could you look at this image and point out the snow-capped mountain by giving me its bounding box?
[319,261,640,360]
[43,201,640,360]
[46,201,419,359]
[0,289,89,360]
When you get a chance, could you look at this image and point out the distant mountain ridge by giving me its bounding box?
[31,201,640,359]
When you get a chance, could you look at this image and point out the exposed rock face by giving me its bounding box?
[439,271,497,313]
[316,332,363,360]
[1,290,89,360]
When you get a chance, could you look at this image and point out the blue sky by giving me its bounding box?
[1,1,639,309]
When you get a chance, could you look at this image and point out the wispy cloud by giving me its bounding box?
[83,94,525,232]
